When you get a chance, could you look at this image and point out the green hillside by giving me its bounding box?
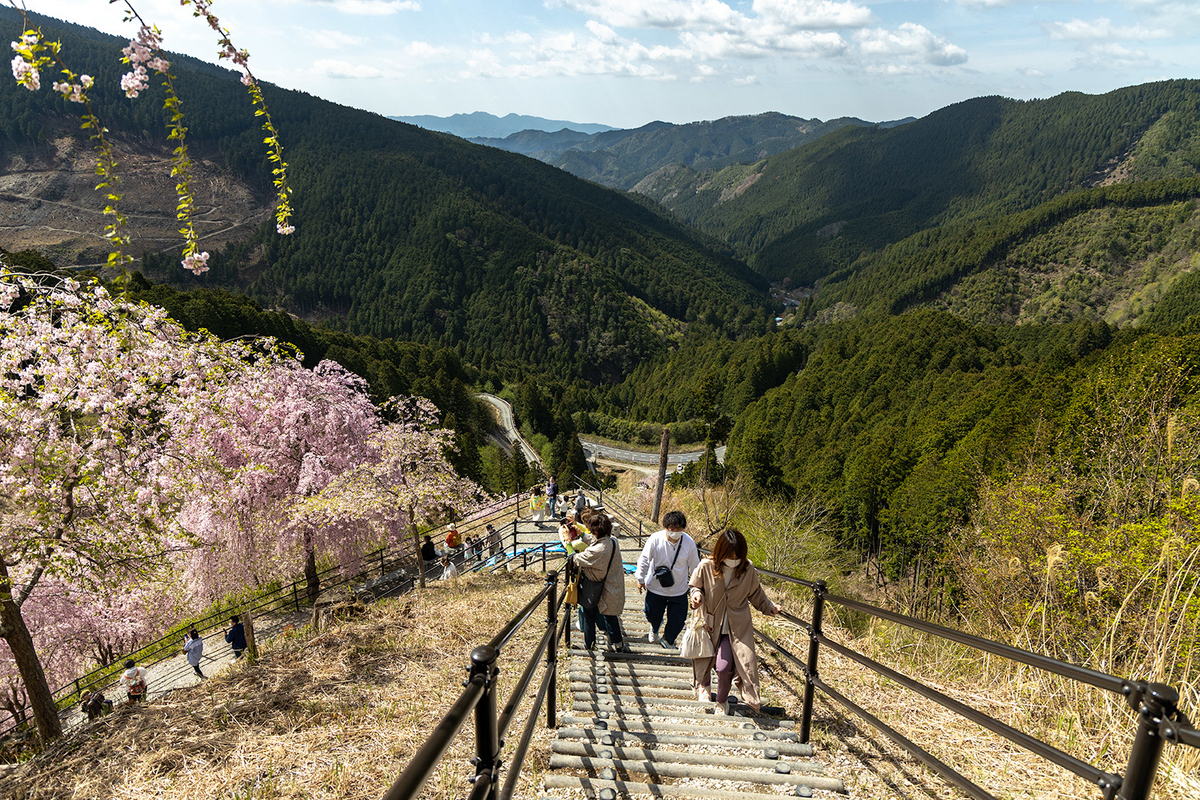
[0,8,770,381]
[658,84,1200,286]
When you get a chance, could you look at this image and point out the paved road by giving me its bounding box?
[476,393,726,470]
[581,439,727,467]
[477,393,543,468]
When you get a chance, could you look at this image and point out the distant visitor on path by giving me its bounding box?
[225,616,247,660]
[439,555,459,581]
[445,525,462,550]
[574,490,588,515]
[635,510,700,648]
[530,487,547,524]
[688,528,778,714]
[421,535,437,564]
[121,660,148,705]
[486,523,501,557]
[183,628,205,678]
[546,476,558,518]
[79,690,112,721]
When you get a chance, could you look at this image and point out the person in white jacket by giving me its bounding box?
[635,510,700,647]
[183,628,205,678]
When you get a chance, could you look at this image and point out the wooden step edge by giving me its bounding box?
[551,739,827,774]
[568,706,797,730]
[544,774,830,800]
[547,755,845,792]
[555,727,815,757]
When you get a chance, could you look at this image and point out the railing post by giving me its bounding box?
[1117,682,1179,800]
[380,547,385,577]
[293,582,299,611]
[800,580,826,744]
[470,645,501,800]
[546,570,558,728]
[542,544,546,572]
[523,550,528,571]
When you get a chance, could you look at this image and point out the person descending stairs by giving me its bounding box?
[545,573,846,799]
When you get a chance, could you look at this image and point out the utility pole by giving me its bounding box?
[651,427,670,524]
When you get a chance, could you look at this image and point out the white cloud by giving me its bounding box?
[311,0,421,16]
[298,28,367,47]
[313,59,385,78]
[953,0,1026,8]
[855,23,968,67]
[733,74,760,85]
[1070,42,1159,71]
[552,0,742,31]
[750,0,873,30]
[406,41,450,60]
[1018,67,1046,77]
[1044,18,1170,41]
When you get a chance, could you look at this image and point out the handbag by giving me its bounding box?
[564,573,579,605]
[678,607,713,659]
[653,538,683,588]
[577,542,616,610]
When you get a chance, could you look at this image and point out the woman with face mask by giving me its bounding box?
[688,527,779,714]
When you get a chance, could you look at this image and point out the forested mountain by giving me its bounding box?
[656,83,1200,290]
[472,113,876,191]
[0,9,770,381]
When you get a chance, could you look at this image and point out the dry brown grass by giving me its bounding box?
[757,596,1200,800]
[1,570,559,800]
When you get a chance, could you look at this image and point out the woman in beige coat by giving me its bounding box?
[688,528,778,713]
[573,512,631,653]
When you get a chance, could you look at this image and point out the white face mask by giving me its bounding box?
[666,531,682,542]
[723,558,741,568]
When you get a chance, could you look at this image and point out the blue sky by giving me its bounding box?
[24,0,1200,129]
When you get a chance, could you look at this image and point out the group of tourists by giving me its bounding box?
[78,615,249,722]
[569,506,778,716]
[421,523,504,581]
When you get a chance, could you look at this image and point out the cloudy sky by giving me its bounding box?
[23,0,1200,128]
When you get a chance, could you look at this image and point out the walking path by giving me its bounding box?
[544,575,844,799]
[63,606,312,731]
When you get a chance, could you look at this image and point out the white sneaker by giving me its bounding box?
[697,686,710,703]
[647,630,659,643]
[714,701,728,716]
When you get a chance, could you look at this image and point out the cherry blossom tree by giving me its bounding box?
[178,358,382,603]
[0,270,243,742]
[298,397,488,589]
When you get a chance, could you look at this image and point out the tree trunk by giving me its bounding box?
[0,560,62,743]
[304,547,320,604]
[411,505,426,590]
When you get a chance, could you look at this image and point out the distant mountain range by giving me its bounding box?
[387,112,615,139]
[466,112,918,191]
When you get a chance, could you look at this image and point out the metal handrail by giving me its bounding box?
[380,568,563,800]
[755,577,1199,800]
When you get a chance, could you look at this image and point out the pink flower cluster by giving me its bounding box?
[10,32,40,91]
[121,25,169,98]
[182,250,210,275]
[51,74,92,103]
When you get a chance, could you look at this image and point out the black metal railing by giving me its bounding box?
[381,569,565,800]
[754,569,1200,800]
[2,493,537,739]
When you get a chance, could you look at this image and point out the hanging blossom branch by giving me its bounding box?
[117,5,208,275]
[183,0,294,236]
[9,16,133,273]
[7,0,295,281]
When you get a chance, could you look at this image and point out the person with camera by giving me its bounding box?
[634,510,700,648]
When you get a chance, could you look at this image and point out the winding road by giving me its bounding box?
[476,393,725,470]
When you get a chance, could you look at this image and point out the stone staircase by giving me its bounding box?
[544,578,846,799]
